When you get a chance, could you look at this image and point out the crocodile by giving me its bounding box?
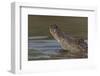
[49,24,88,58]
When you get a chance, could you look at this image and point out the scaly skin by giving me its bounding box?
[49,24,87,58]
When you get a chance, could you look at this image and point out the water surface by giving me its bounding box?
[28,39,87,61]
[28,39,66,60]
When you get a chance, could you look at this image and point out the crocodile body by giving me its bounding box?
[49,24,88,58]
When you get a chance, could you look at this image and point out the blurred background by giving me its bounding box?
[28,15,88,39]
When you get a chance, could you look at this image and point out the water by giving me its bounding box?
[28,39,63,60]
[28,39,87,60]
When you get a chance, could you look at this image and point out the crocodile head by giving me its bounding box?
[49,24,59,34]
[49,24,63,42]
